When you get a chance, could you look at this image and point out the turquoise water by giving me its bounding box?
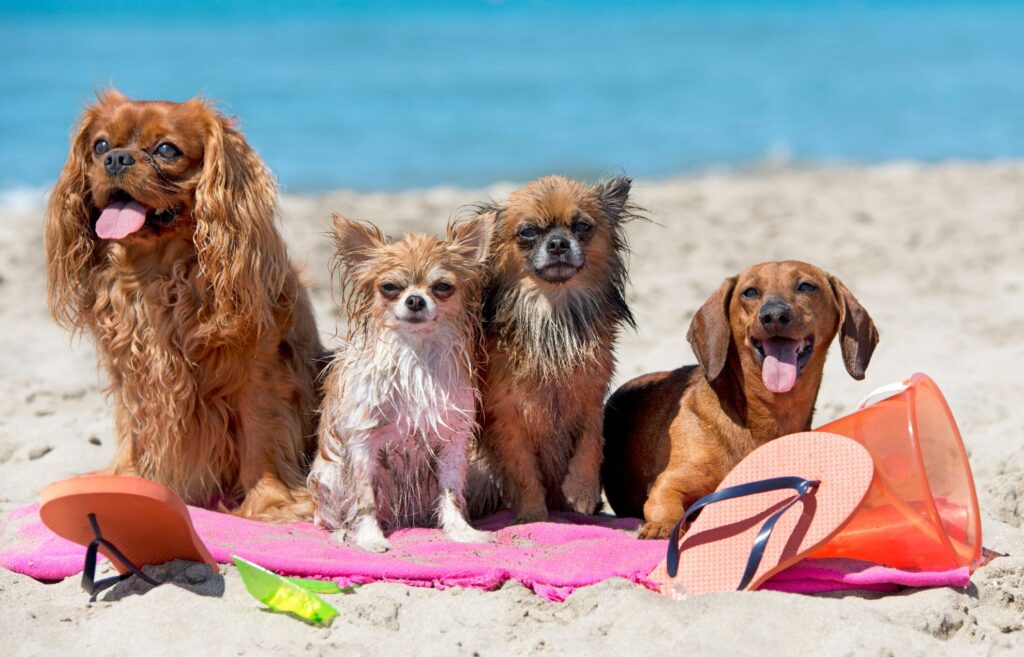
[2,1,1023,193]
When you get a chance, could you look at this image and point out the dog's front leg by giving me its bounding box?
[484,421,549,523]
[347,445,390,553]
[307,456,346,532]
[640,469,713,540]
[561,411,604,515]
[435,436,491,544]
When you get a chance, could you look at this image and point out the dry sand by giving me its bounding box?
[1,162,1022,656]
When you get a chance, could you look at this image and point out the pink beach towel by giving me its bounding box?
[0,503,968,600]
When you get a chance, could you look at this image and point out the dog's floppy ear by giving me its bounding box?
[330,214,386,268]
[446,215,491,264]
[828,275,879,380]
[593,176,632,222]
[44,99,110,330]
[192,102,284,337]
[687,276,737,381]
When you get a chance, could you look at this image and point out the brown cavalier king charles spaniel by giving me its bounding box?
[45,90,327,521]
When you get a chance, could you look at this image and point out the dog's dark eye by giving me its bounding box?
[797,282,817,293]
[379,282,402,298]
[572,220,593,235]
[741,287,759,299]
[432,282,454,295]
[93,139,110,155]
[517,225,540,240]
[155,142,181,160]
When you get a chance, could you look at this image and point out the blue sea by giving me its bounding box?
[2,1,1023,197]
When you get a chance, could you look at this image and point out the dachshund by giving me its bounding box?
[603,261,878,538]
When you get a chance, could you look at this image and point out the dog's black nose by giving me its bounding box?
[759,302,792,327]
[405,295,426,312]
[104,150,135,176]
[546,236,570,255]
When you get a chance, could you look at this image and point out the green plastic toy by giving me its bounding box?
[233,555,349,626]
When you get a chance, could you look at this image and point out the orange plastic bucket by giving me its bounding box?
[809,373,982,571]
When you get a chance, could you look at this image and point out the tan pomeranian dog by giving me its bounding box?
[472,176,640,523]
[308,215,493,552]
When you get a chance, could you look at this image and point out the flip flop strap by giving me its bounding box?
[81,513,161,601]
[665,476,821,588]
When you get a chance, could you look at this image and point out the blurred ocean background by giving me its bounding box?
[2,0,1023,201]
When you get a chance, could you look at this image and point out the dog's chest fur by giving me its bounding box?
[485,285,617,399]
[480,283,619,494]
[89,249,252,498]
[320,329,476,528]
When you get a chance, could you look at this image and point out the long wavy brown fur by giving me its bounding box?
[44,90,327,521]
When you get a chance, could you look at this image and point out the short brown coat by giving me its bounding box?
[602,261,878,538]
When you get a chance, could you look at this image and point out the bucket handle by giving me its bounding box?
[857,380,910,410]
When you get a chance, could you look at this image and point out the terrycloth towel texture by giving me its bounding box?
[0,503,662,601]
[0,503,969,600]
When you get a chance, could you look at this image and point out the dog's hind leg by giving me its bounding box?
[235,411,315,523]
[237,472,314,522]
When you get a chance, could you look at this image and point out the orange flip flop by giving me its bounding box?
[649,432,874,598]
[40,476,218,600]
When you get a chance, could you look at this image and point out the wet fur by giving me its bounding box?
[44,90,327,521]
[472,176,640,522]
[309,217,490,551]
[602,261,878,538]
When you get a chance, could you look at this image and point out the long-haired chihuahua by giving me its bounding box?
[472,175,640,523]
[45,90,325,521]
[309,215,492,552]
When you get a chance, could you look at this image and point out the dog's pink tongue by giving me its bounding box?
[762,338,800,393]
[95,200,147,239]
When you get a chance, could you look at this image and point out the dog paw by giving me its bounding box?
[353,518,390,553]
[236,480,315,523]
[513,507,549,525]
[358,537,391,553]
[355,532,391,553]
[445,525,493,544]
[638,521,673,540]
[562,478,601,515]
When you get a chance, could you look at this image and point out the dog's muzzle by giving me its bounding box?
[533,230,584,283]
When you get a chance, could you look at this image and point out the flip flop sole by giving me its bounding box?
[649,432,873,597]
[40,476,218,574]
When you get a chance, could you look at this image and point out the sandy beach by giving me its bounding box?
[1,162,1022,656]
